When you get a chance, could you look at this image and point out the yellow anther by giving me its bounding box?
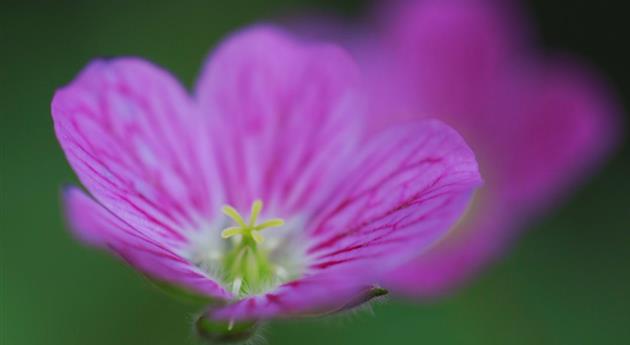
[220,200,284,244]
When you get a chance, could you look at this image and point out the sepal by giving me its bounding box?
[195,311,259,344]
[297,285,389,318]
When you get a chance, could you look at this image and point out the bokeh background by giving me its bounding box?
[1,1,628,344]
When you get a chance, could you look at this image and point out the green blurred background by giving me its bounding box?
[1,1,628,344]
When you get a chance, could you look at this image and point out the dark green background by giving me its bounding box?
[1,1,628,344]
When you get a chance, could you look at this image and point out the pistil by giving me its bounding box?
[220,200,285,297]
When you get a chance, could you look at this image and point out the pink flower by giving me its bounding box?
[52,25,481,334]
[306,0,621,296]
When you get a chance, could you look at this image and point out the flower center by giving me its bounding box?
[220,200,285,297]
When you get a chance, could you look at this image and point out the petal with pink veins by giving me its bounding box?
[52,58,222,247]
[64,186,230,299]
[196,26,363,217]
[210,120,482,320]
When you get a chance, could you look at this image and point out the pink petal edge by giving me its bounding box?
[64,186,230,299]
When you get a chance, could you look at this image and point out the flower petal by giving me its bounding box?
[210,120,482,319]
[64,186,230,299]
[497,60,621,213]
[196,25,363,216]
[307,119,482,275]
[210,274,377,320]
[346,0,525,134]
[52,58,222,246]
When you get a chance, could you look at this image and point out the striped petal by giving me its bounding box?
[211,119,482,319]
[196,25,362,217]
[306,120,482,279]
[64,186,230,299]
[52,58,222,248]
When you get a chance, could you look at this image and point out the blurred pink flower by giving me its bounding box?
[305,0,621,296]
[52,25,481,328]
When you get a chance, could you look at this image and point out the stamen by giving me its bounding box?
[220,199,284,244]
[276,266,288,280]
[219,200,286,297]
[231,277,242,296]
